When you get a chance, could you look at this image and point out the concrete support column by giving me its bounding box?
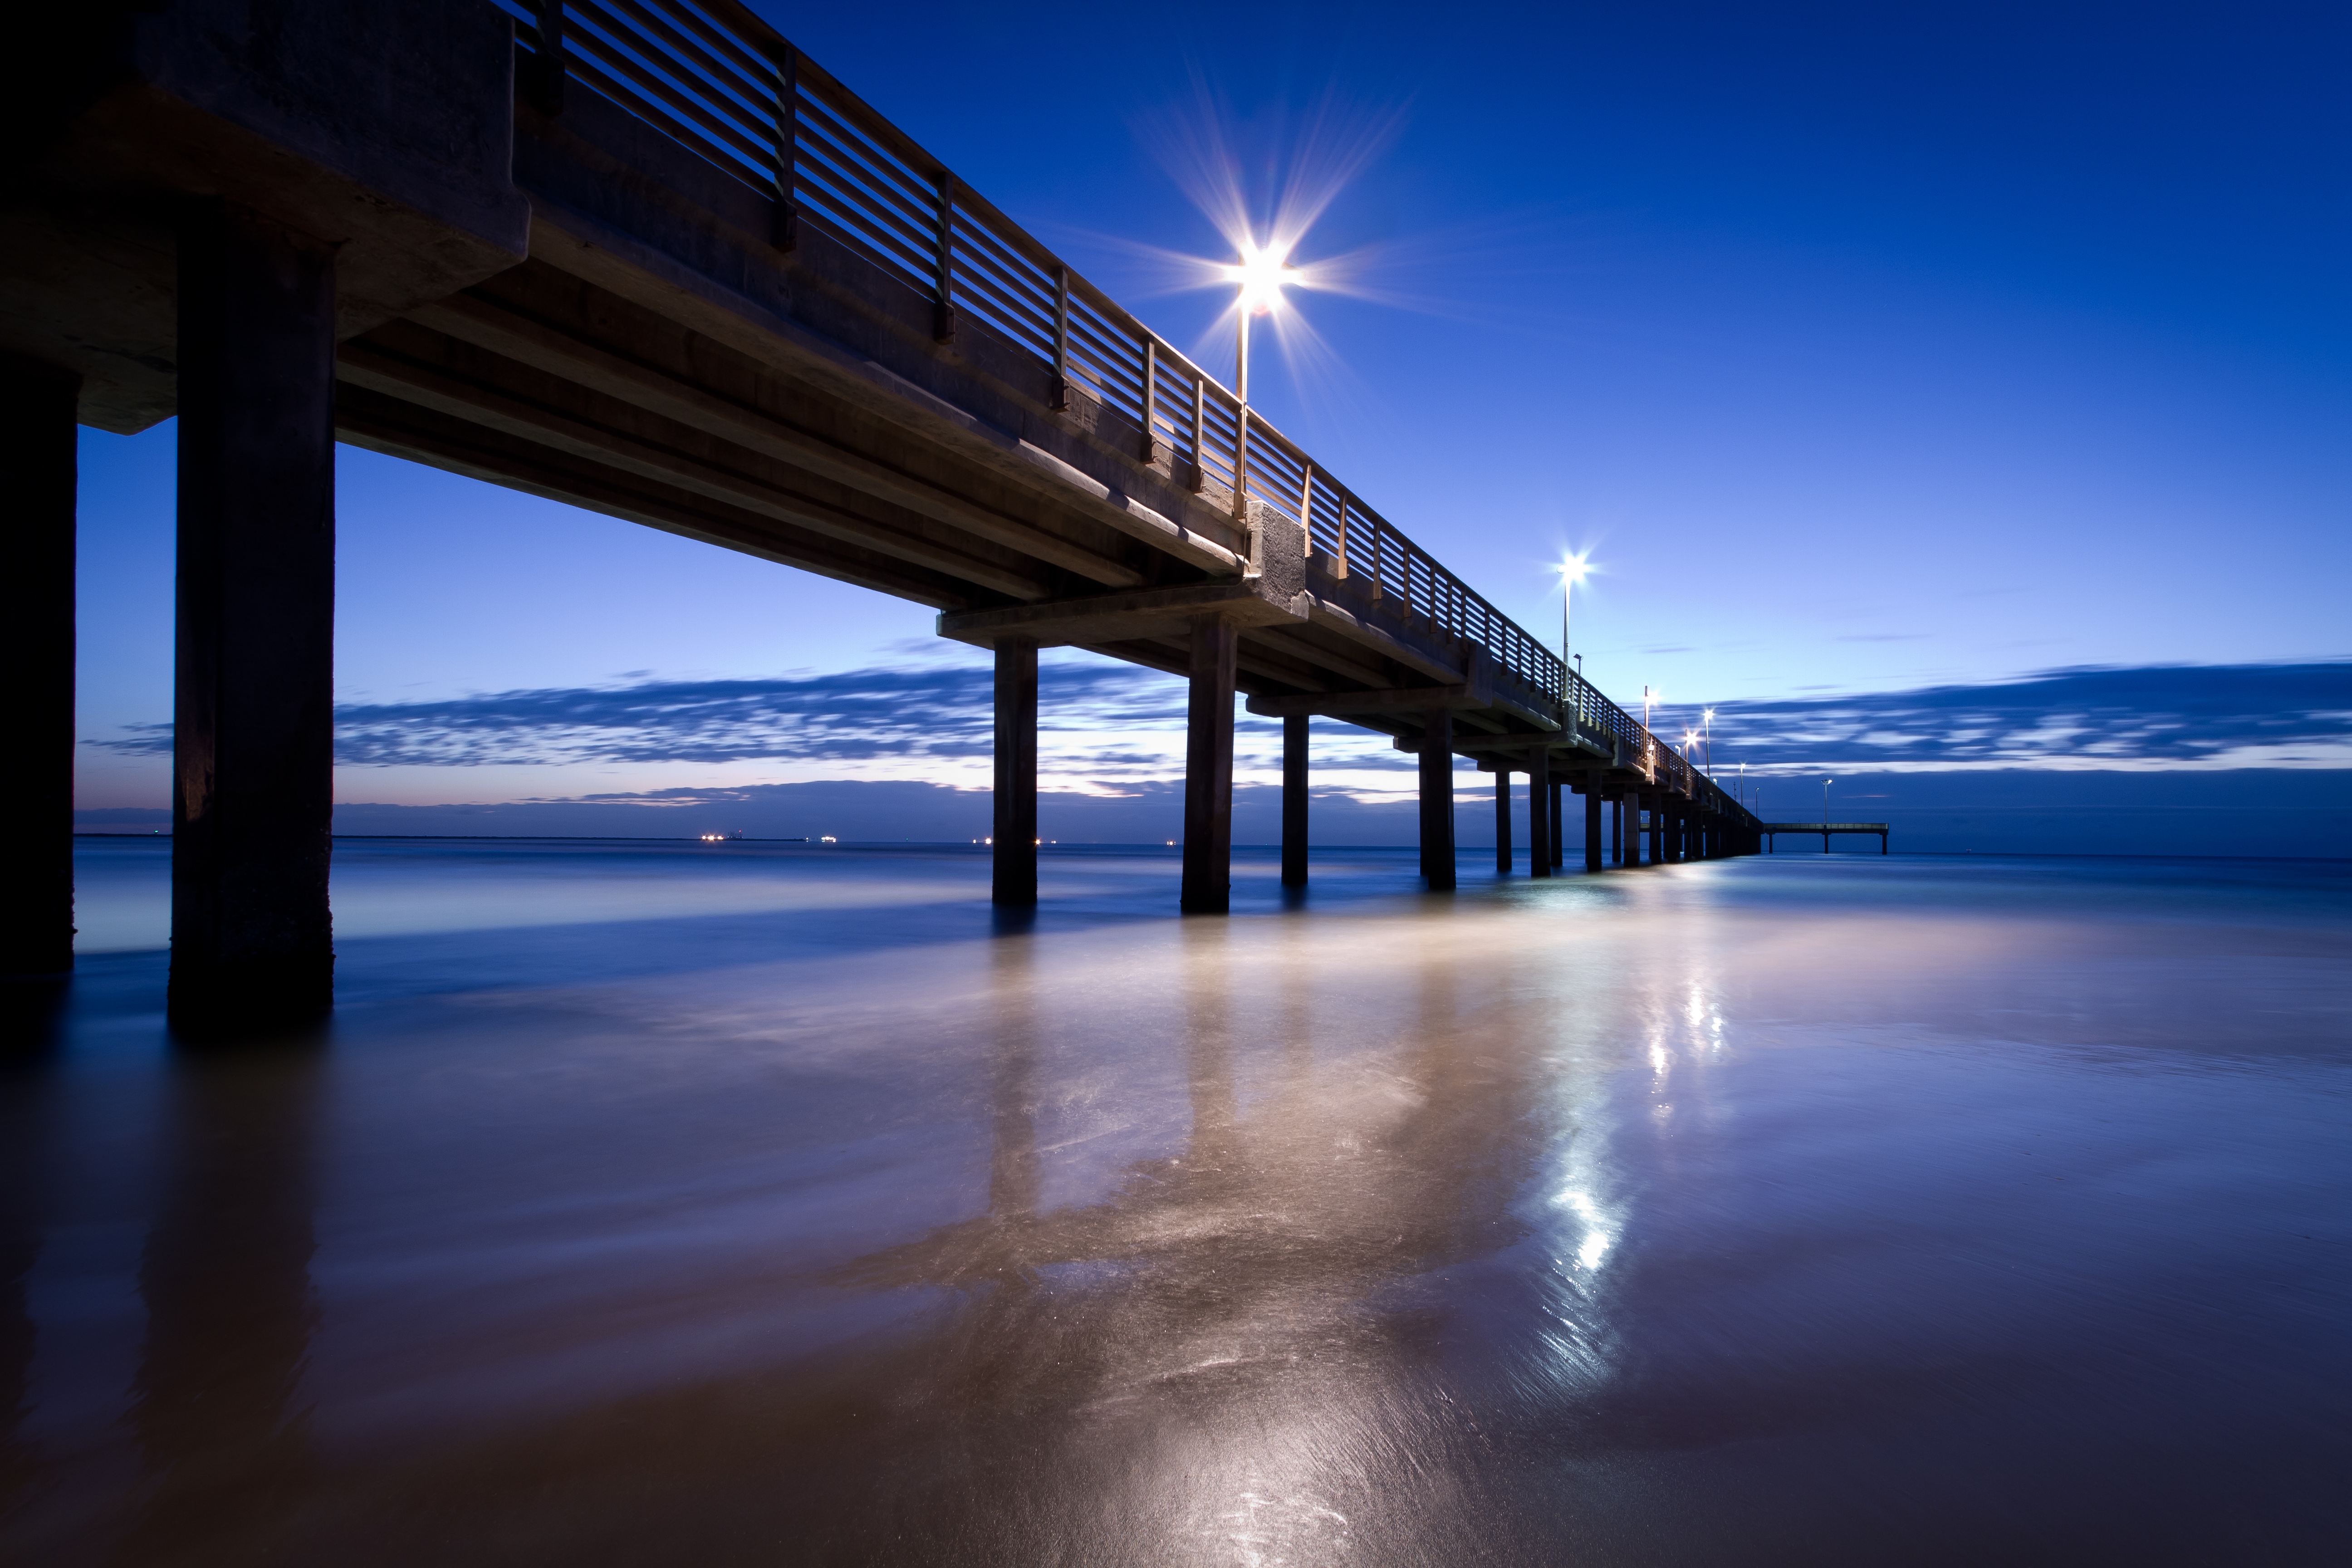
[1528,745,1552,878]
[1612,796,1624,865]
[1418,709,1455,892]
[991,639,1038,906]
[1180,615,1238,914]
[1494,768,1512,875]
[1,355,80,980]
[1584,770,1604,872]
[1548,779,1563,869]
[1648,796,1664,864]
[168,202,338,1033]
[1665,799,1683,863]
[1280,713,1308,887]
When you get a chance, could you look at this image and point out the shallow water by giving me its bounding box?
[6,840,2350,1565]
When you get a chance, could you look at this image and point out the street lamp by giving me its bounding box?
[1557,552,1592,695]
[1822,776,1833,853]
[1702,707,1715,777]
[1223,240,1294,527]
[1226,240,1295,405]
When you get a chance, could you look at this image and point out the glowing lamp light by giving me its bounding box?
[1226,240,1296,317]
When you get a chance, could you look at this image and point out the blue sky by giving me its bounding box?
[73,0,2350,820]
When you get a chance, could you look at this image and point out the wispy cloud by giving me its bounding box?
[93,664,1185,768]
[1686,662,2352,772]
[89,661,2352,777]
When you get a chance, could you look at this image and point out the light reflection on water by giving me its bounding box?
[5,841,2352,1563]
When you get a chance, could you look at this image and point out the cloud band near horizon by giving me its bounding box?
[87,659,2352,775]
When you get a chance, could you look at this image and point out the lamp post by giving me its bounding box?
[1226,241,1293,526]
[1235,297,1252,403]
[1557,552,1591,699]
[1822,776,1833,854]
[1702,707,1715,778]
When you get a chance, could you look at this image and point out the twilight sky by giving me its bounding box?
[73,0,2351,823]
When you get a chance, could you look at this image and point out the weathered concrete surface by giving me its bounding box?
[3,0,528,431]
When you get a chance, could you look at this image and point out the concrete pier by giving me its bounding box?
[1180,617,1238,914]
[11,0,1769,962]
[167,202,338,1033]
[992,641,1038,906]
[0,356,79,980]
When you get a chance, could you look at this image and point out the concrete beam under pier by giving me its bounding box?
[940,582,1299,651]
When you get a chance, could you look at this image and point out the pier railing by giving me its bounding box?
[497,0,1710,803]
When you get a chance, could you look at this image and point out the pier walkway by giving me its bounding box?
[6,0,1761,1026]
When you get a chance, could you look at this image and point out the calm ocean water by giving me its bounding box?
[6,838,2350,1565]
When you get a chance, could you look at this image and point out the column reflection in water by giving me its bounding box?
[116,1044,322,1563]
[0,1046,54,1517]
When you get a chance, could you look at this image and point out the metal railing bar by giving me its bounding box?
[564,6,775,169]
[1064,305,1144,381]
[585,0,774,129]
[942,270,1057,357]
[612,0,778,112]
[794,93,934,211]
[949,218,1061,323]
[792,118,936,240]
[636,0,776,88]
[948,230,1059,326]
[790,148,937,270]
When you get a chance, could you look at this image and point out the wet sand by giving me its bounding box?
[5,841,2349,1564]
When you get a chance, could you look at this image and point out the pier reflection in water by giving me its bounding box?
[3,840,2350,1564]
